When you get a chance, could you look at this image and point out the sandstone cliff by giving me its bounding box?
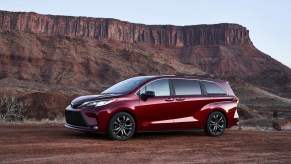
[0,10,252,47]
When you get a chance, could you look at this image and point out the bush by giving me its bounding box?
[0,95,26,122]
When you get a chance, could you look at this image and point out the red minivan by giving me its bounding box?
[65,75,239,140]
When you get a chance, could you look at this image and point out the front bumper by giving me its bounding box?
[64,105,100,131]
[65,123,98,132]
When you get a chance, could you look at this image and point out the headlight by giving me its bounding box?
[79,99,116,107]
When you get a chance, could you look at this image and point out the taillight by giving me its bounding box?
[231,97,239,103]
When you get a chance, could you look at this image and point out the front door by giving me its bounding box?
[136,79,177,131]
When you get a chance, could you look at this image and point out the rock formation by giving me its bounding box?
[0,10,252,47]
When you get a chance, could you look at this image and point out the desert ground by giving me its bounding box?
[0,124,290,163]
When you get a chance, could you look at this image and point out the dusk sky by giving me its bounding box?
[1,0,290,68]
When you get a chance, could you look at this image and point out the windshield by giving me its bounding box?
[102,76,153,94]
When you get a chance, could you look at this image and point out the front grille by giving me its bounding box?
[65,110,87,127]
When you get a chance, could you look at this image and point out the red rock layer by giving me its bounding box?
[0,10,252,47]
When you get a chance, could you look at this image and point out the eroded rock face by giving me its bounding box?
[0,10,291,96]
[0,10,252,47]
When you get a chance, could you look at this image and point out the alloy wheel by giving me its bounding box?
[206,111,226,136]
[108,112,135,140]
[113,115,133,139]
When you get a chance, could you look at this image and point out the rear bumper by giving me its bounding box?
[65,123,98,132]
[233,118,239,126]
[228,109,239,127]
[235,119,239,126]
[227,116,239,128]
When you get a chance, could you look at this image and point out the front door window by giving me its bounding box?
[140,79,170,96]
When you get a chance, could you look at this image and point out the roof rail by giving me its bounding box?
[175,73,216,79]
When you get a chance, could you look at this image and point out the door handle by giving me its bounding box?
[176,98,185,101]
[165,98,174,101]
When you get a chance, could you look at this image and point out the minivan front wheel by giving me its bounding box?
[205,111,226,136]
[108,112,135,141]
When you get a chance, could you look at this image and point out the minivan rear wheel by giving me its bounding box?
[205,111,226,136]
[108,112,135,141]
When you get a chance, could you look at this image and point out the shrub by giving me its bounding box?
[0,95,26,122]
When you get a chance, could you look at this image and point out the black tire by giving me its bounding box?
[108,112,136,141]
[205,111,226,136]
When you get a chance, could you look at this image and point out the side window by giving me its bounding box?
[204,81,227,95]
[172,79,202,95]
[140,79,170,96]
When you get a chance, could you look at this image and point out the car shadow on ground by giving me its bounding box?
[62,129,207,141]
[133,130,206,140]
[62,130,109,140]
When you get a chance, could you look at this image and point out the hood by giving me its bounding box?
[71,94,121,108]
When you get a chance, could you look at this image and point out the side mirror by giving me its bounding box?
[141,91,155,100]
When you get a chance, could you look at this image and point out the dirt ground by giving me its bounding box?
[0,124,290,163]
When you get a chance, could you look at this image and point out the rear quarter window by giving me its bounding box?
[204,81,227,95]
